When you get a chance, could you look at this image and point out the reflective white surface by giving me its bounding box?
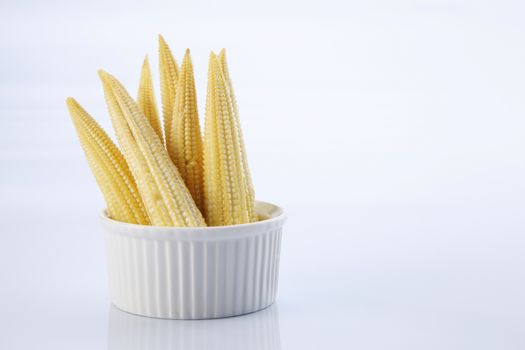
[1,0,525,349]
[108,305,281,350]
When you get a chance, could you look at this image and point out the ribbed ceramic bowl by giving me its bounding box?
[101,201,286,320]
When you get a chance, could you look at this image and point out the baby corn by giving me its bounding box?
[158,35,179,149]
[168,49,205,213]
[99,70,206,227]
[218,49,257,222]
[203,53,256,226]
[137,56,163,142]
[68,37,259,227]
[66,98,150,225]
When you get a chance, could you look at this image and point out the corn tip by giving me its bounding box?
[98,69,110,81]
[182,49,192,64]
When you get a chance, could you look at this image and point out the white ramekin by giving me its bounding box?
[101,201,286,320]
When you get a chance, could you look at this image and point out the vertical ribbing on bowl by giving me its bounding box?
[104,224,283,319]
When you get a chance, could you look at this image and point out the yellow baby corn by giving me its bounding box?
[203,53,257,226]
[99,70,206,227]
[68,37,260,227]
[158,35,179,148]
[137,56,163,142]
[168,49,205,213]
[66,98,150,225]
[218,49,257,222]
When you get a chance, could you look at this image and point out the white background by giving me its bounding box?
[1,0,525,349]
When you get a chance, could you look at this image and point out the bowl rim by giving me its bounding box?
[100,200,286,240]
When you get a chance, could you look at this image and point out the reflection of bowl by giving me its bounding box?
[108,304,281,350]
[101,201,286,319]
